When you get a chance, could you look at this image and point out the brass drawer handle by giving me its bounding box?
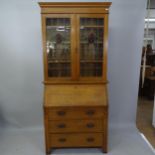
[86,123,95,128]
[87,137,94,142]
[86,110,95,116]
[57,123,66,128]
[58,138,66,142]
[57,111,66,116]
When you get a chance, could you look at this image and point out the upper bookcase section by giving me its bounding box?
[39,2,112,14]
[39,2,111,84]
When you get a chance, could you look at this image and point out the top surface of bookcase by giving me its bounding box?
[39,2,112,8]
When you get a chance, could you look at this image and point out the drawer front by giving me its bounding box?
[49,133,103,147]
[49,119,104,133]
[48,107,105,120]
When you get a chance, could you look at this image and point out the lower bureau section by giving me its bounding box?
[49,133,103,147]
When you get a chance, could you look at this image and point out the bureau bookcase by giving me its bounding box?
[39,2,111,154]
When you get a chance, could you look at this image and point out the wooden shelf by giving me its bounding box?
[80,41,103,44]
[80,60,102,63]
[46,25,70,29]
[81,66,102,69]
[80,25,103,28]
[47,41,70,44]
[48,67,70,70]
[48,60,71,63]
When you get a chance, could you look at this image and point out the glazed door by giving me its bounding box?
[43,14,75,81]
[77,14,107,81]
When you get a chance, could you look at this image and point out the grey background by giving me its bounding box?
[0,0,146,129]
[1,0,154,155]
[0,0,146,128]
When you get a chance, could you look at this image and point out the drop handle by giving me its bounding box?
[58,138,66,142]
[86,110,95,116]
[86,123,95,128]
[87,137,95,142]
[57,123,66,128]
[57,111,66,116]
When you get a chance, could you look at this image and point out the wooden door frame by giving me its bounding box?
[41,14,75,82]
[76,14,108,82]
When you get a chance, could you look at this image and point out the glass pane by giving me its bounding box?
[46,18,71,77]
[80,18,104,77]
[80,18,104,26]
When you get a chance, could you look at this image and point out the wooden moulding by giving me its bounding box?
[38,2,112,14]
[43,80,109,85]
[38,2,112,8]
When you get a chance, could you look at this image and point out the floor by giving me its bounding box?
[0,126,154,155]
[136,97,155,148]
[0,97,155,155]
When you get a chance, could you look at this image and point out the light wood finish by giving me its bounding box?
[39,2,111,154]
[49,133,103,147]
[40,3,111,83]
[49,119,104,133]
[41,15,48,81]
[41,8,109,14]
[44,108,50,154]
[41,14,74,82]
[39,2,111,14]
[71,14,77,80]
[102,106,108,153]
[44,85,107,107]
[76,14,107,81]
[39,2,112,8]
[48,107,106,120]
[43,79,109,84]
[103,14,109,82]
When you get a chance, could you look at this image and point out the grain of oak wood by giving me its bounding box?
[49,133,103,147]
[44,85,108,107]
[48,119,104,133]
[47,107,106,120]
[40,2,110,83]
[39,2,111,154]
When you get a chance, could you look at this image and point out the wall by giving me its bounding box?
[108,0,146,126]
[0,0,146,129]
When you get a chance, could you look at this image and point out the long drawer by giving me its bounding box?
[47,107,105,120]
[49,133,103,147]
[48,119,104,133]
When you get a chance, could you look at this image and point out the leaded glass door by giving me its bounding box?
[77,14,106,80]
[44,15,74,80]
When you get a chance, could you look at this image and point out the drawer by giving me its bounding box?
[48,107,105,120]
[49,119,104,133]
[49,133,103,147]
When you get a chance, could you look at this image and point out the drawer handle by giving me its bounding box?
[57,123,66,128]
[58,138,66,142]
[86,123,95,128]
[87,137,95,142]
[86,110,95,116]
[57,111,66,116]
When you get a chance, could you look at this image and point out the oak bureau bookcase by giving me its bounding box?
[39,2,111,154]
